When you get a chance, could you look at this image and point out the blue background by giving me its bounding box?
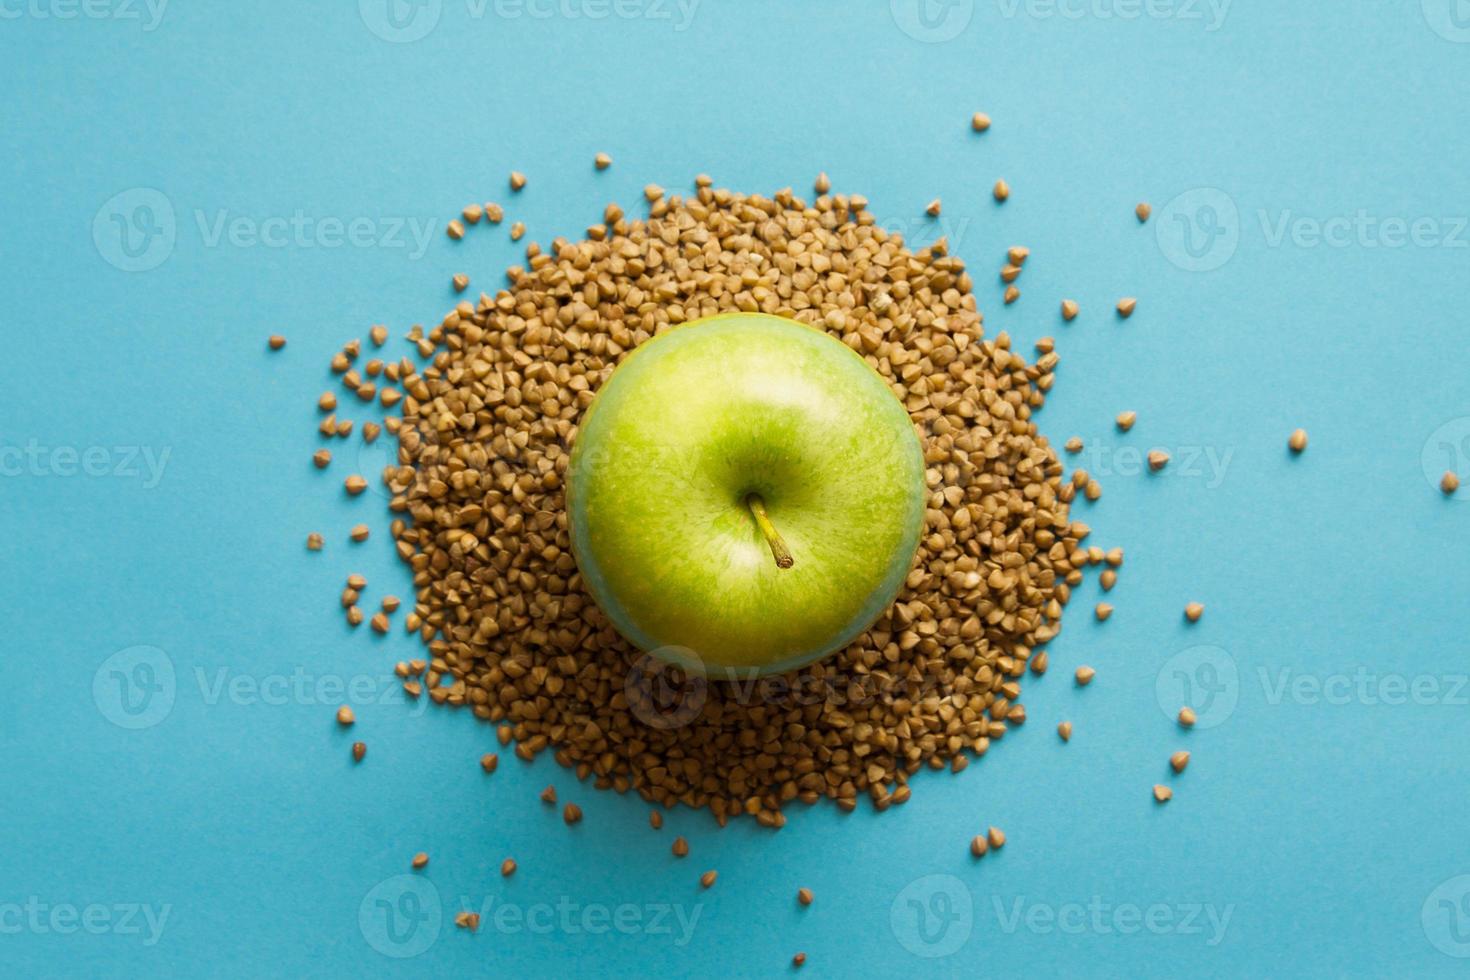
[3,1,1469,976]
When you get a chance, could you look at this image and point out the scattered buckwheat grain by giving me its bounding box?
[333,183,1089,825]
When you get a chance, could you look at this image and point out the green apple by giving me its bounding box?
[567,312,925,678]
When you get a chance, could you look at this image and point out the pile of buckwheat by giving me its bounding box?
[330,178,1099,828]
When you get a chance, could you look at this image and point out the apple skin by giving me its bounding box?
[567,312,926,679]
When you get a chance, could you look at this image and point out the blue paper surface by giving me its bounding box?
[3,2,1470,976]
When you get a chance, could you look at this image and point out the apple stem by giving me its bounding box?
[745,494,795,569]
